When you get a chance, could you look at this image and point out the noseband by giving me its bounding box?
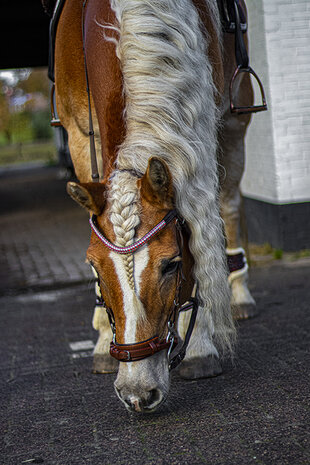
[91,209,198,371]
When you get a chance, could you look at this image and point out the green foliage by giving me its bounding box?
[30,110,52,140]
[0,68,53,151]
[9,112,33,144]
[0,141,57,166]
[273,249,283,260]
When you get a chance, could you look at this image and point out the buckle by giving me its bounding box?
[230,65,268,115]
[50,83,62,127]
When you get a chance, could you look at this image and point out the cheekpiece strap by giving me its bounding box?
[169,296,199,371]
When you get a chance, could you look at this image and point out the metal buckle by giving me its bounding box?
[230,65,268,115]
[50,83,62,127]
[166,321,176,360]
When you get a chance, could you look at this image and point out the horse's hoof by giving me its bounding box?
[92,354,119,374]
[177,355,223,380]
[232,303,257,320]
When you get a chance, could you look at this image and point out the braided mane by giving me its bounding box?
[108,171,140,291]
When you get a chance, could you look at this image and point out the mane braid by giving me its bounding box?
[109,0,236,354]
[108,171,140,291]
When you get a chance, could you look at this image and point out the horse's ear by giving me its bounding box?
[140,157,174,208]
[67,182,106,215]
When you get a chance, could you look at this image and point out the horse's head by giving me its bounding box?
[68,158,193,412]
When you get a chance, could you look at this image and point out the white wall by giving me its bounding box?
[241,0,310,204]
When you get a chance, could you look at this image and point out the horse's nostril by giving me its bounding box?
[124,397,132,408]
[123,390,163,413]
[125,396,142,412]
[147,388,161,406]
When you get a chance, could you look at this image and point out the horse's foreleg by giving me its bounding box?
[92,306,119,374]
[177,309,222,379]
[219,113,257,320]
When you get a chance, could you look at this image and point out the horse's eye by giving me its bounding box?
[161,258,181,276]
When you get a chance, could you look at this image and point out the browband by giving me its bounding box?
[89,209,178,255]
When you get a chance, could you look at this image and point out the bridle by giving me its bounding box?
[91,208,198,371]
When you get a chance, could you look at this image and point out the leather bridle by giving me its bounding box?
[92,209,198,371]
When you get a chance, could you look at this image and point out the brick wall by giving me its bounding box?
[241,0,310,204]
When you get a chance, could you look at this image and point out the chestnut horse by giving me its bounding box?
[51,0,256,412]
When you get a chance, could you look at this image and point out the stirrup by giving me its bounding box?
[230,65,268,115]
[50,83,62,127]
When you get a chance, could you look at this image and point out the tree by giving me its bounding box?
[0,89,12,143]
[18,69,49,98]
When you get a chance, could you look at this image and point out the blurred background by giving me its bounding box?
[0,68,55,167]
[0,0,72,177]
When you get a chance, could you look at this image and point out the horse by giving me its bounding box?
[48,0,258,412]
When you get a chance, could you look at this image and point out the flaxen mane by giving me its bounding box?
[106,0,235,354]
[108,170,141,291]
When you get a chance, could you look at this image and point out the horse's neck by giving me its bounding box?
[83,0,125,180]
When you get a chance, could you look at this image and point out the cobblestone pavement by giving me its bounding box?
[0,166,92,294]
[1,166,309,465]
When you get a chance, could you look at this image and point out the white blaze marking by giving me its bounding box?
[110,245,149,344]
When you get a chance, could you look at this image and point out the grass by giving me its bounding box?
[0,140,57,166]
[249,243,310,266]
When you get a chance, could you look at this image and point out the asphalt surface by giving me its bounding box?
[1,165,309,465]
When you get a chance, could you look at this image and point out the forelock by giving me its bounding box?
[108,171,141,290]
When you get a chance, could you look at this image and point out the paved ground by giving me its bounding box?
[1,166,309,465]
[0,165,92,294]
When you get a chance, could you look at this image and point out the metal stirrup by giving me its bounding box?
[229,0,267,115]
